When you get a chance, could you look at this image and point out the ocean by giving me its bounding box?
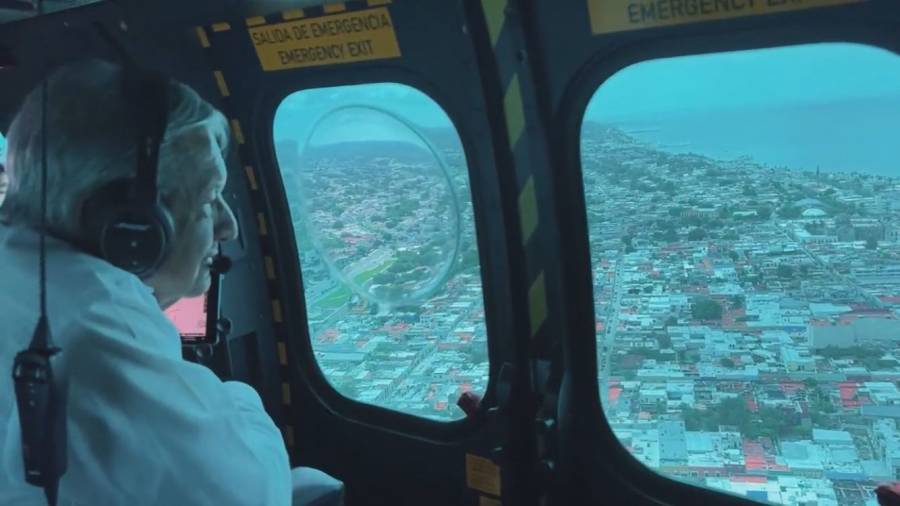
[600,95,900,178]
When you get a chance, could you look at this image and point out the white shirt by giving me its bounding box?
[0,225,291,506]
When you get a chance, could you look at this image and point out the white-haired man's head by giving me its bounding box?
[0,58,239,308]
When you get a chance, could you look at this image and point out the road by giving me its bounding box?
[780,226,884,309]
[600,255,625,408]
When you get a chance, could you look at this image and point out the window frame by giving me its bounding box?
[252,66,510,440]
[552,17,900,506]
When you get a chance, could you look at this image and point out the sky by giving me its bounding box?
[583,42,900,175]
[585,42,900,120]
[274,83,453,147]
[273,42,900,164]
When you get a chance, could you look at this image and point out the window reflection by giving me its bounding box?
[274,84,489,421]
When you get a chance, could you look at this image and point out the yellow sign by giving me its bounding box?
[248,7,401,71]
[588,0,865,35]
[465,453,501,497]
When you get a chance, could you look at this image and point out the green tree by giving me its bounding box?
[814,397,837,414]
[718,397,751,430]
[664,316,678,328]
[720,358,736,368]
[657,334,673,349]
[818,345,882,361]
[692,298,723,321]
[778,206,802,219]
[866,238,878,250]
[758,407,807,440]
[687,228,707,241]
[682,406,706,430]
[755,207,773,220]
[776,264,794,279]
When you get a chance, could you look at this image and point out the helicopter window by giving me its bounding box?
[582,42,900,505]
[273,83,488,421]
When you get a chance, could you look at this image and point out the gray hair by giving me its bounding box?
[0,58,230,242]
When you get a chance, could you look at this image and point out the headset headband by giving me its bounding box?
[94,22,169,209]
[125,67,169,206]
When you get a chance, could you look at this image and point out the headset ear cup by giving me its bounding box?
[81,180,132,255]
[81,180,173,278]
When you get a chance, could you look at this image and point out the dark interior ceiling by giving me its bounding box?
[0,0,335,25]
[0,0,100,25]
[0,0,344,134]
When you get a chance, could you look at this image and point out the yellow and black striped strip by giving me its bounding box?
[194,24,296,451]
[243,166,259,191]
[194,26,210,48]
[256,212,269,236]
[283,425,295,446]
[482,0,506,47]
[528,272,547,336]
[503,74,525,150]
[277,342,288,366]
[272,299,284,323]
[264,256,276,280]
[479,0,547,341]
[229,119,245,144]
[282,8,305,20]
[245,15,266,27]
[281,382,292,405]
[518,176,537,245]
[212,70,230,97]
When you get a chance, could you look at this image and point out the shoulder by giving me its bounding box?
[63,271,182,359]
[0,224,181,359]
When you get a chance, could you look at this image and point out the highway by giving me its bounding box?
[599,255,625,408]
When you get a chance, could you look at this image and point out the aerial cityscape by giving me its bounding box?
[276,131,489,422]
[276,117,899,505]
[585,122,900,505]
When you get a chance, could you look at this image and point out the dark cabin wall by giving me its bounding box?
[0,0,346,135]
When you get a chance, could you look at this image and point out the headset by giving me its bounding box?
[79,60,174,279]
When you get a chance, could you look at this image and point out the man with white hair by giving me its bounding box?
[0,59,342,505]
